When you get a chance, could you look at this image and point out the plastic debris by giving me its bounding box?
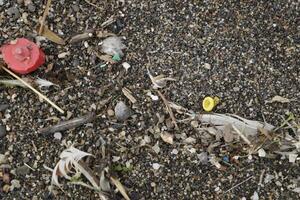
[202,96,220,112]
[122,62,131,71]
[112,54,121,62]
[0,38,45,74]
[101,36,126,57]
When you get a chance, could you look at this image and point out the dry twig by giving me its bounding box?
[39,0,52,35]
[1,66,64,114]
[156,90,179,130]
[38,112,95,134]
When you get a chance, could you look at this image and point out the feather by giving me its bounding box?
[199,113,274,136]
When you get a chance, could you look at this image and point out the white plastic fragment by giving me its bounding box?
[288,153,298,163]
[251,191,259,200]
[122,62,131,71]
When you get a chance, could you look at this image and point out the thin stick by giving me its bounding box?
[224,176,253,193]
[232,124,252,146]
[156,90,179,130]
[257,169,265,191]
[1,66,64,114]
[84,0,101,9]
[39,0,52,35]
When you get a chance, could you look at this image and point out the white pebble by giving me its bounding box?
[53,132,62,140]
[152,163,161,170]
[171,149,178,155]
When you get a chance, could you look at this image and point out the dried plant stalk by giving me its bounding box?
[39,0,52,35]
[1,66,64,114]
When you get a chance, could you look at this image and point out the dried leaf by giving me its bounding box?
[38,25,65,45]
[70,32,93,43]
[96,54,116,64]
[122,87,137,104]
[97,30,116,38]
[110,176,130,200]
[267,95,294,104]
[160,131,174,144]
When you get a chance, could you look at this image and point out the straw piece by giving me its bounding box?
[1,66,64,114]
[39,0,52,35]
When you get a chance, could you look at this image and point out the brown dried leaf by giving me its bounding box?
[110,176,130,200]
[38,25,65,45]
[97,30,116,38]
[70,32,94,43]
[160,131,174,144]
[267,95,293,103]
[122,87,137,104]
[95,53,116,64]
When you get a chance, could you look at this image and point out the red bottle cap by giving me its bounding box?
[0,38,45,74]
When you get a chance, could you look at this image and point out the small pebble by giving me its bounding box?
[0,154,7,164]
[171,149,178,155]
[27,3,36,12]
[197,152,208,164]
[152,163,161,170]
[0,104,8,112]
[107,109,115,117]
[7,7,20,19]
[0,0,4,6]
[203,63,211,70]
[0,125,7,138]
[114,101,132,121]
[16,165,30,176]
[53,132,62,140]
[10,179,21,191]
[190,120,198,128]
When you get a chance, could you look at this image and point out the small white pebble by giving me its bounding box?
[84,41,89,48]
[112,156,120,162]
[258,148,266,157]
[171,149,178,155]
[152,163,161,170]
[53,132,62,140]
[203,63,211,70]
[58,52,70,58]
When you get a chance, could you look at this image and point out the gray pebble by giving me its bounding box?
[114,101,132,121]
[0,125,7,138]
[10,179,21,190]
[7,7,20,19]
[0,104,9,112]
[0,0,4,6]
[197,152,208,164]
[0,154,8,164]
[233,87,240,92]
[72,5,80,12]
[27,3,36,12]
[203,63,211,70]
[16,165,30,176]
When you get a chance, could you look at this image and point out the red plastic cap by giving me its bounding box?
[0,38,45,74]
